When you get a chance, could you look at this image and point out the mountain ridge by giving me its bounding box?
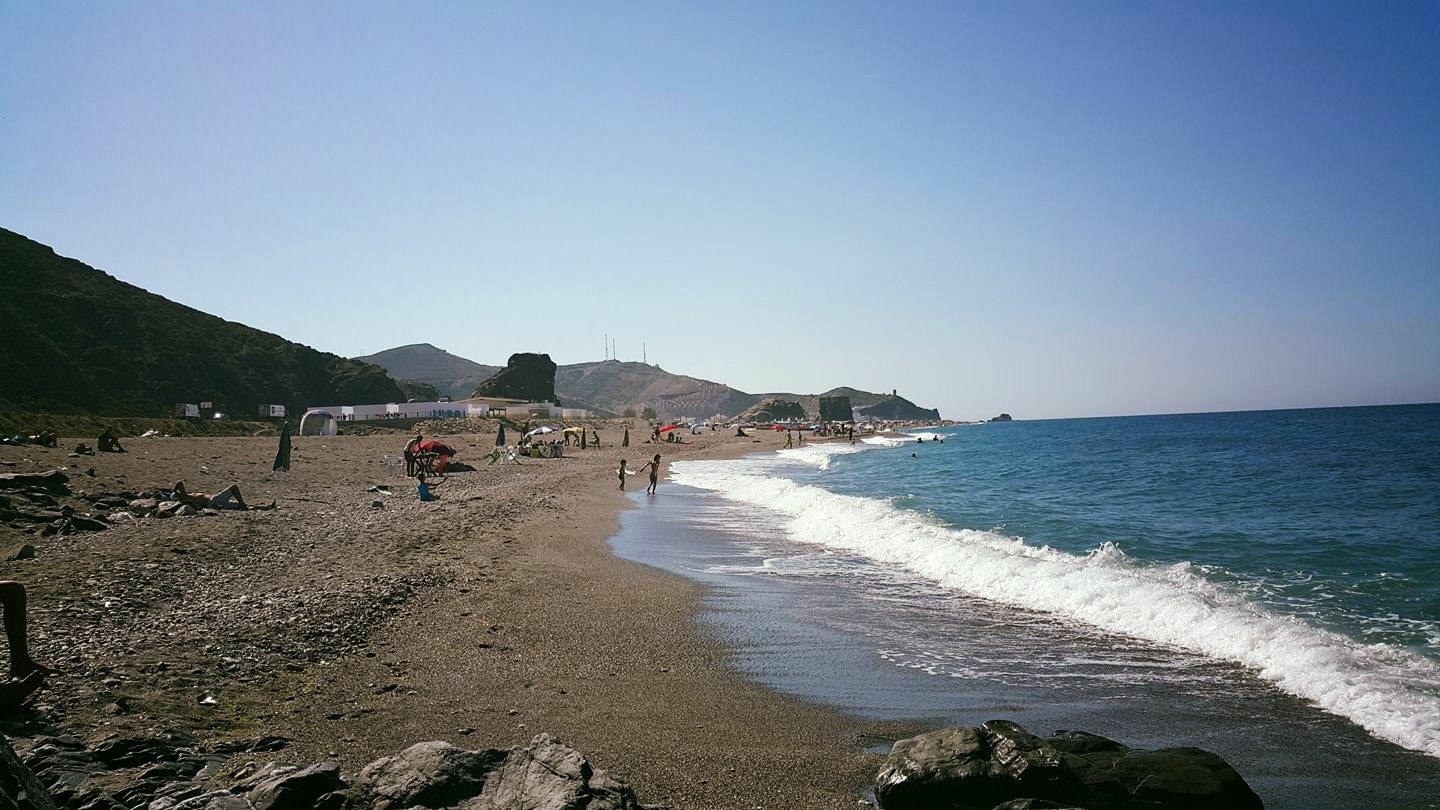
[363,344,941,420]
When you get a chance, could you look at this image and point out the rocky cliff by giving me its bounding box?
[471,353,557,403]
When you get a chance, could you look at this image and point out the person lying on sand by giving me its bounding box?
[1,581,61,712]
[170,481,276,511]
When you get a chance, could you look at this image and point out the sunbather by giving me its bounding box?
[170,481,276,511]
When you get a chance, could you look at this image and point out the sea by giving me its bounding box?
[608,404,1440,808]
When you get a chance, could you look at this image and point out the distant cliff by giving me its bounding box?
[856,395,941,421]
[0,228,403,416]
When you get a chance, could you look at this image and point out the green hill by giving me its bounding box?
[0,227,403,417]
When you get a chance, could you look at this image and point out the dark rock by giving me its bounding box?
[1101,748,1261,810]
[874,722,1261,810]
[6,543,36,560]
[90,733,192,768]
[876,722,1085,810]
[1,731,60,810]
[471,353,558,403]
[236,762,342,810]
[151,791,255,809]
[0,471,69,492]
[989,413,1014,422]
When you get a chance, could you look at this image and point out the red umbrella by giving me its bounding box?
[417,440,457,457]
[659,424,679,432]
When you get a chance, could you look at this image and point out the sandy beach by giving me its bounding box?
[1,426,919,808]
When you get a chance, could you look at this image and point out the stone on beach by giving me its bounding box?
[874,720,1262,810]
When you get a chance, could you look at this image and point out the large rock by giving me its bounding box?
[471,353,557,404]
[234,761,343,809]
[353,741,505,809]
[876,722,1087,810]
[351,735,640,810]
[469,733,640,810]
[1,732,59,810]
[874,721,1262,810]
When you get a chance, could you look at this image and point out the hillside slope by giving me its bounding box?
[556,361,758,418]
[0,228,403,416]
[355,343,500,400]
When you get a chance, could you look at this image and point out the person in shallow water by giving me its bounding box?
[0,581,61,711]
[638,454,663,495]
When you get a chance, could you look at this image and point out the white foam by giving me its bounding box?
[668,459,1440,759]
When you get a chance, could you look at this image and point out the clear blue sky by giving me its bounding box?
[3,1,1437,420]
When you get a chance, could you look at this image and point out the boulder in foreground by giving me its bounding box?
[874,720,1262,810]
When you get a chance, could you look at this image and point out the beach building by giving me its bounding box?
[301,396,588,426]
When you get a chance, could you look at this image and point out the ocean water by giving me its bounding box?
[609,404,1440,807]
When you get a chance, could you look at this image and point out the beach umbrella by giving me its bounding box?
[623,427,630,447]
[659,423,679,432]
[272,421,291,472]
[581,429,588,449]
[495,424,506,446]
[525,426,557,438]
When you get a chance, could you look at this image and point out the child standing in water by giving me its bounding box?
[638,453,662,495]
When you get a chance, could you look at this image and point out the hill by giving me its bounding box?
[0,228,403,417]
[556,361,759,418]
[354,343,500,401]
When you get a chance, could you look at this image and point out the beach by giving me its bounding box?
[0,427,917,809]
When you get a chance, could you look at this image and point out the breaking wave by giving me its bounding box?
[668,456,1440,758]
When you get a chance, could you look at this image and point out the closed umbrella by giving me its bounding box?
[495,424,506,446]
[273,421,291,472]
[623,427,630,447]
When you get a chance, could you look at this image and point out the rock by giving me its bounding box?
[1098,748,1261,810]
[471,353,558,403]
[150,791,255,809]
[235,762,342,810]
[2,731,60,810]
[875,722,1085,810]
[874,722,1262,810]
[90,733,192,768]
[6,543,36,561]
[474,733,641,810]
[130,498,160,512]
[0,470,69,492]
[354,741,504,809]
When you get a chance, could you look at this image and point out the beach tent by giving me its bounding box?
[299,410,338,437]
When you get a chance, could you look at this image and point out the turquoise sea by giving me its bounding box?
[611,404,1440,808]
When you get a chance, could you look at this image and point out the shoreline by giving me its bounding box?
[1,427,920,809]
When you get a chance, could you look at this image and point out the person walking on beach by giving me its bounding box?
[784,431,793,449]
[638,454,663,495]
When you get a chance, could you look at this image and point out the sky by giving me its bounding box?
[2,1,1437,420]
